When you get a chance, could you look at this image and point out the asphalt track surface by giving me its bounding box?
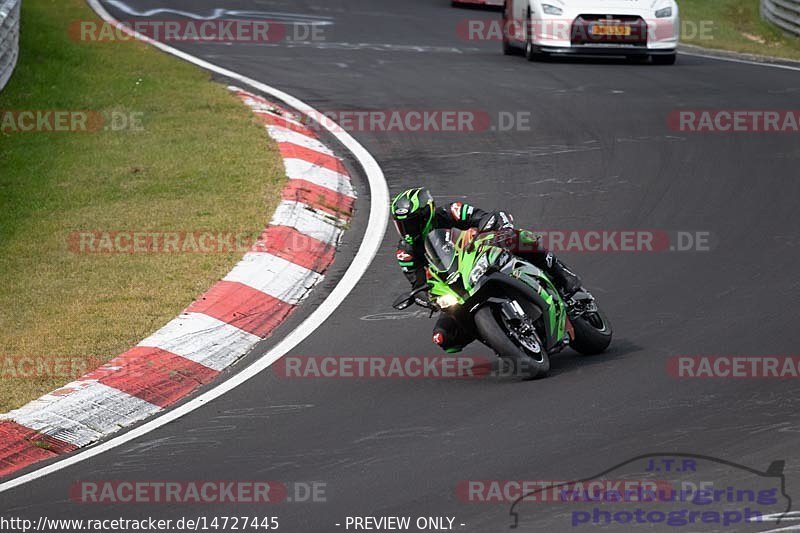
[3,1,800,532]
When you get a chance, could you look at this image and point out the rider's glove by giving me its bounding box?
[479,211,515,232]
[497,211,515,230]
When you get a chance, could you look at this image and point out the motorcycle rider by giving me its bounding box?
[391,187,582,352]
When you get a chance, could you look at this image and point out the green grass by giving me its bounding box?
[680,0,800,60]
[0,0,285,412]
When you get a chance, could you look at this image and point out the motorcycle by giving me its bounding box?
[393,228,612,379]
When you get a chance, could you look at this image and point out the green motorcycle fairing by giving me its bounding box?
[424,228,568,346]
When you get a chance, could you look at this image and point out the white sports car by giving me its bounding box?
[502,0,679,64]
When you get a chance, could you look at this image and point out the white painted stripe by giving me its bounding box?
[270,200,344,245]
[266,125,333,155]
[756,512,800,521]
[0,0,389,493]
[224,252,324,304]
[3,382,160,448]
[283,158,355,198]
[138,313,260,371]
[679,50,800,73]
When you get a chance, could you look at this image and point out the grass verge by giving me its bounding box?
[0,0,285,412]
[680,0,800,60]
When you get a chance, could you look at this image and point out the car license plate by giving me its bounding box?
[590,24,631,36]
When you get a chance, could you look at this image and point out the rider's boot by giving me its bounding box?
[544,254,582,299]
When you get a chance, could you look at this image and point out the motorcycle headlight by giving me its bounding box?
[469,255,490,286]
[655,6,672,18]
[436,294,460,309]
[541,3,563,15]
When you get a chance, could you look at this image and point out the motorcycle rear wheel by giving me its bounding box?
[570,307,613,355]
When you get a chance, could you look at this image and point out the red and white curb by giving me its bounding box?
[0,87,355,478]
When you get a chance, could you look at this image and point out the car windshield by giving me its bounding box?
[425,228,460,272]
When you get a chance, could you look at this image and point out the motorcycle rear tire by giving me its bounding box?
[570,307,613,355]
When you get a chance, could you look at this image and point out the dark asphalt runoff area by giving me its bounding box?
[2,1,800,532]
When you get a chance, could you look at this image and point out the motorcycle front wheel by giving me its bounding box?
[474,306,549,379]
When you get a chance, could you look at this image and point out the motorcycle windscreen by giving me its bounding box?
[425,228,460,273]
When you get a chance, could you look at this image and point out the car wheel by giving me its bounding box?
[652,53,677,65]
[503,37,516,55]
[524,8,546,61]
[626,55,649,64]
[525,41,547,61]
[502,15,517,55]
